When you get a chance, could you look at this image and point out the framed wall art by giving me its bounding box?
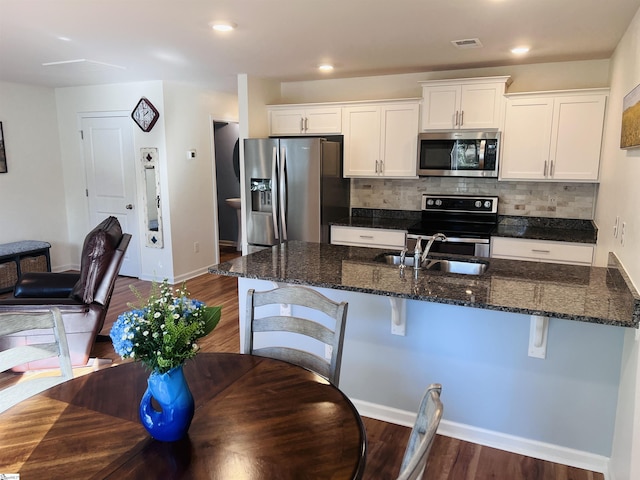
[621,83,640,149]
[0,122,6,173]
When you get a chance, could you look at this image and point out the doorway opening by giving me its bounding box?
[213,121,241,259]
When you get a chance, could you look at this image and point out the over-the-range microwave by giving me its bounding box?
[417,130,500,177]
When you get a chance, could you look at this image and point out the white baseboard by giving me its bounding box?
[352,398,611,478]
[173,266,213,285]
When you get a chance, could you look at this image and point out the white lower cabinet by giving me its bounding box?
[331,226,406,249]
[491,237,594,265]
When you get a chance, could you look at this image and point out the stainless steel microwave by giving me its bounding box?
[417,130,500,177]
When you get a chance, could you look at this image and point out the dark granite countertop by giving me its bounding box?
[331,209,420,230]
[493,216,598,244]
[210,241,639,329]
[331,210,598,244]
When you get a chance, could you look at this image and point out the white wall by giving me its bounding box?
[55,81,240,282]
[162,81,238,281]
[280,59,610,104]
[0,82,71,269]
[54,81,172,279]
[596,6,640,480]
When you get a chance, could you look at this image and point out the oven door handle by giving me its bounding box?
[407,234,490,244]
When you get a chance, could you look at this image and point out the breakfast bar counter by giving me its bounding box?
[210,241,639,328]
[209,241,635,466]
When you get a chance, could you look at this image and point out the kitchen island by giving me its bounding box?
[211,241,638,328]
[210,241,639,473]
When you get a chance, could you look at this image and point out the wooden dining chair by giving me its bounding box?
[397,383,444,480]
[245,286,348,385]
[0,307,73,413]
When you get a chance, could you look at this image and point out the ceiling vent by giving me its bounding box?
[451,38,483,49]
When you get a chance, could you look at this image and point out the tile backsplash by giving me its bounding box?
[351,177,598,219]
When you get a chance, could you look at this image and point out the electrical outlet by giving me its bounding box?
[613,216,620,238]
[194,242,200,253]
[547,195,557,207]
[621,222,626,246]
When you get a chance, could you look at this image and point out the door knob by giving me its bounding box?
[126,204,134,210]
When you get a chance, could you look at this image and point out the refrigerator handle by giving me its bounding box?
[271,146,279,240]
[279,146,288,241]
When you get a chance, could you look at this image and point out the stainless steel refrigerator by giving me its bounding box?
[244,137,350,248]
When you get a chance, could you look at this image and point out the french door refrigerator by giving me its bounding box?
[244,137,350,249]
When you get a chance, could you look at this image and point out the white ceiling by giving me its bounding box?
[1,0,640,93]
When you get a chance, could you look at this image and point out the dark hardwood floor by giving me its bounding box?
[7,245,605,480]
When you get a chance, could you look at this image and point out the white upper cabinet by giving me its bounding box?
[343,100,420,178]
[419,76,511,130]
[268,105,342,135]
[500,89,608,181]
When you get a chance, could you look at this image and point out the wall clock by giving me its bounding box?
[131,97,159,132]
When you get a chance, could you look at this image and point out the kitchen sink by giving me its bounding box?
[374,253,488,275]
[422,259,488,275]
[376,253,417,267]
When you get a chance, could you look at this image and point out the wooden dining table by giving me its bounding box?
[0,352,367,479]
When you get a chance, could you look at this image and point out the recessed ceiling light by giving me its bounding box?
[57,36,72,42]
[511,46,530,55]
[211,21,237,32]
[318,64,334,72]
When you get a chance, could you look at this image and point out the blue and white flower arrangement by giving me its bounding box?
[110,279,221,374]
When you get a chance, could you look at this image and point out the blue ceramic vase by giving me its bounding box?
[139,365,194,442]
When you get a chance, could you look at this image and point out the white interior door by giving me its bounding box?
[81,115,141,277]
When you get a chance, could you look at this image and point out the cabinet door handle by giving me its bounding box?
[300,118,304,133]
[380,160,384,173]
[460,110,464,126]
[531,249,551,253]
[455,111,459,126]
[543,160,548,177]
[359,235,374,239]
[304,117,309,132]
[550,160,555,177]
[375,160,379,173]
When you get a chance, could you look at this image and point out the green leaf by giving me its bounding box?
[202,305,222,336]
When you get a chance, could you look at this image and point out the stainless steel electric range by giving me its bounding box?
[406,194,499,257]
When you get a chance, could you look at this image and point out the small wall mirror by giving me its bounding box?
[141,148,163,248]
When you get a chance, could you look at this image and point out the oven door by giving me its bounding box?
[406,234,490,258]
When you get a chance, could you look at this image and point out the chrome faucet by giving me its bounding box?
[413,236,423,270]
[399,246,407,267]
[421,233,448,265]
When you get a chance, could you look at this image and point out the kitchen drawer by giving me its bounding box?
[491,237,594,265]
[331,226,406,249]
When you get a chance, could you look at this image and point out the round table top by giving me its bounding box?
[0,352,367,479]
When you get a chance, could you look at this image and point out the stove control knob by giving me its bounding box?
[475,201,482,208]
[435,199,442,206]
[426,199,434,206]
[484,201,492,209]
